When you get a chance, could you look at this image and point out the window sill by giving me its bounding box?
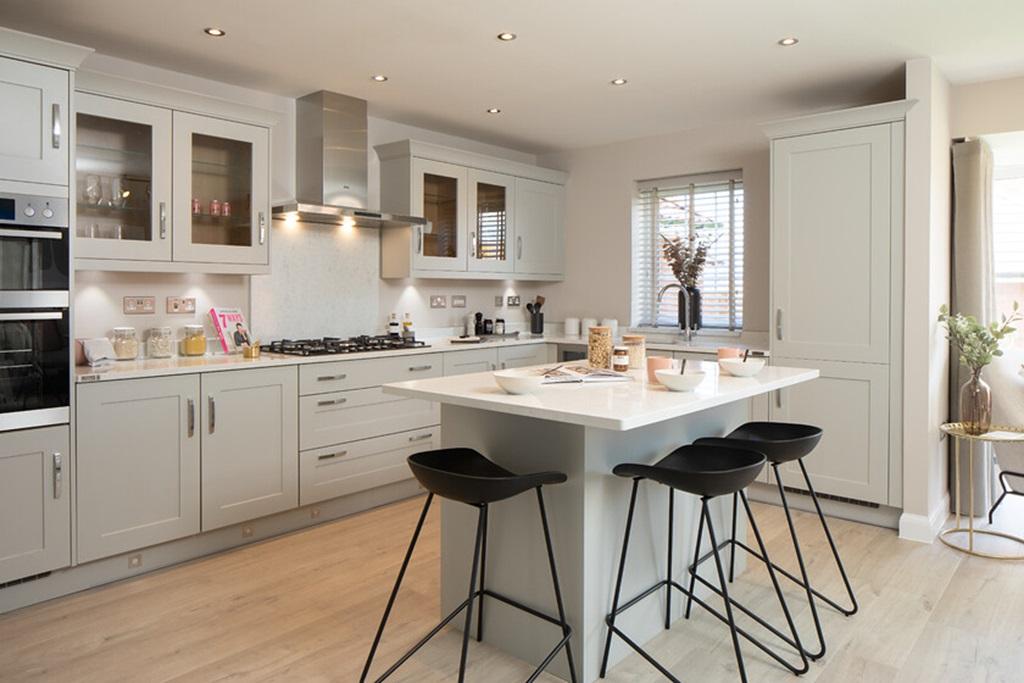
[629,326,742,339]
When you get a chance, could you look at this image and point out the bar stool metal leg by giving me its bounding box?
[476,504,489,643]
[665,488,674,629]
[684,500,706,620]
[457,505,486,683]
[360,493,435,683]
[728,492,739,583]
[704,497,748,683]
[535,487,579,683]
[600,478,640,679]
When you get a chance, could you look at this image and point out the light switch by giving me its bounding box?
[123,296,156,314]
[167,297,197,314]
[451,295,467,308]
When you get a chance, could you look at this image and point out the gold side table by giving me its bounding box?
[940,422,1024,560]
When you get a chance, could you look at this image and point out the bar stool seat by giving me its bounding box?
[601,444,808,683]
[362,448,577,683]
[694,421,858,662]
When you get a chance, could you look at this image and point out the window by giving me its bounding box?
[632,171,744,330]
[994,169,1024,348]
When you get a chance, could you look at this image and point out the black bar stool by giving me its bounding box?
[360,447,577,683]
[695,422,859,661]
[600,444,808,683]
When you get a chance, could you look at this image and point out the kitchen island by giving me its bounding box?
[384,362,818,682]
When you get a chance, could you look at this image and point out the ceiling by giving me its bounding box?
[2,0,1023,153]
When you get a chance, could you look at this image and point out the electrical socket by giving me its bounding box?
[166,296,196,314]
[506,295,521,307]
[494,296,504,307]
[430,295,447,309]
[451,295,467,308]
[123,296,155,314]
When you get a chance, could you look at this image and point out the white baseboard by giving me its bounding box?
[898,492,951,543]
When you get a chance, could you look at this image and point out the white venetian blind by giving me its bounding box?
[994,174,1024,282]
[632,171,744,329]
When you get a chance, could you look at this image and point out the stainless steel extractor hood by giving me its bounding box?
[272,91,427,229]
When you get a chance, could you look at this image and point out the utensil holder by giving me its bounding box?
[530,312,544,335]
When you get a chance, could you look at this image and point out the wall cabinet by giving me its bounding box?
[0,426,70,583]
[0,57,69,187]
[76,376,200,562]
[765,102,906,507]
[377,140,566,281]
[74,93,271,273]
[201,367,298,531]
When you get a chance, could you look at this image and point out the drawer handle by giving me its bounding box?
[318,450,348,461]
[408,433,433,443]
[408,365,433,372]
[52,452,62,499]
[317,398,348,407]
[317,374,347,381]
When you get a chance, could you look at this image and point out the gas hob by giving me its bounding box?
[266,335,428,357]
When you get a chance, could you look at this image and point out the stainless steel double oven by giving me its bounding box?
[0,190,70,431]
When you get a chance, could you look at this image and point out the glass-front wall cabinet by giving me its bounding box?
[75,93,172,261]
[172,112,269,266]
[468,169,514,273]
[411,158,466,271]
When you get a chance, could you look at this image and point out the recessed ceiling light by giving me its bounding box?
[203,27,226,37]
[778,37,799,46]
[610,78,628,86]
[486,108,502,114]
[371,74,389,82]
[497,32,517,41]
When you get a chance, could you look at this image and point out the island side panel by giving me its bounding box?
[440,404,587,682]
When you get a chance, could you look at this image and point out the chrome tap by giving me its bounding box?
[656,283,693,341]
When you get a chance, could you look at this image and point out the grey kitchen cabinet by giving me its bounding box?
[514,178,565,277]
[771,357,890,504]
[0,56,69,186]
[76,376,201,562]
[444,348,499,375]
[201,366,298,531]
[0,426,70,583]
[299,387,439,451]
[497,344,553,369]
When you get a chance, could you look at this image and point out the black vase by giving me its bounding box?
[678,287,702,331]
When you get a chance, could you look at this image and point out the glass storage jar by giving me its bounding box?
[588,326,612,369]
[622,334,646,369]
[612,346,630,372]
[147,327,174,358]
[182,325,207,357]
[111,327,139,360]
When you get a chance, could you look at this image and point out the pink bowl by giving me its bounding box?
[717,347,743,361]
[646,356,674,383]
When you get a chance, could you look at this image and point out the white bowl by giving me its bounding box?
[493,368,546,395]
[719,357,766,377]
[655,369,705,392]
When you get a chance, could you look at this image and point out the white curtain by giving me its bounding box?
[950,138,995,515]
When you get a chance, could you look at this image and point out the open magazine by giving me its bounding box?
[539,364,631,384]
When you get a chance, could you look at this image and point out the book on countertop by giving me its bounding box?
[540,364,631,384]
[209,306,253,354]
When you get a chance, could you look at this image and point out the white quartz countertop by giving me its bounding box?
[383,362,818,431]
[75,334,764,383]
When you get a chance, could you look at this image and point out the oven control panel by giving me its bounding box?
[0,193,69,228]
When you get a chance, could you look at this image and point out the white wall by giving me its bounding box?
[534,121,771,333]
[951,75,1024,138]
[900,58,952,541]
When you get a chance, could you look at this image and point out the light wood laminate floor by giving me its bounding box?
[2,495,1023,682]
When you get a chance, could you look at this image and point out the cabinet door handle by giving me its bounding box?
[317,398,347,407]
[259,211,267,244]
[317,450,348,461]
[775,308,783,341]
[208,395,216,433]
[159,201,167,239]
[408,432,433,443]
[52,452,63,499]
[408,365,432,372]
[416,226,423,254]
[187,398,195,437]
[317,373,347,382]
[775,389,783,410]
[51,103,61,149]
[517,235,523,260]
[490,363,496,370]
[471,231,478,259]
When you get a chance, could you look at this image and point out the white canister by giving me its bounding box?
[601,318,619,339]
[564,317,581,337]
[580,318,598,336]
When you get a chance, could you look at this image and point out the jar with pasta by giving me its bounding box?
[622,334,646,369]
[147,327,174,358]
[588,326,613,369]
[111,327,139,360]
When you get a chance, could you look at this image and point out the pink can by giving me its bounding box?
[221,201,231,217]
[191,198,201,215]
[209,199,221,216]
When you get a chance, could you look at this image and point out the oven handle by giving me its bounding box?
[0,228,64,240]
[0,312,64,321]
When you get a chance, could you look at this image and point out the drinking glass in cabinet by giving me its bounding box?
[75,113,153,242]
[423,173,458,258]
[474,182,507,262]
[189,133,252,247]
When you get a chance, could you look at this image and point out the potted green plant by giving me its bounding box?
[938,302,1021,435]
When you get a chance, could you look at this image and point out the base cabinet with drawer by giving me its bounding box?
[201,367,298,531]
[76,376,200,562]
[0,426,70,583]
[444,348,499,375]
[497,344,553,369]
